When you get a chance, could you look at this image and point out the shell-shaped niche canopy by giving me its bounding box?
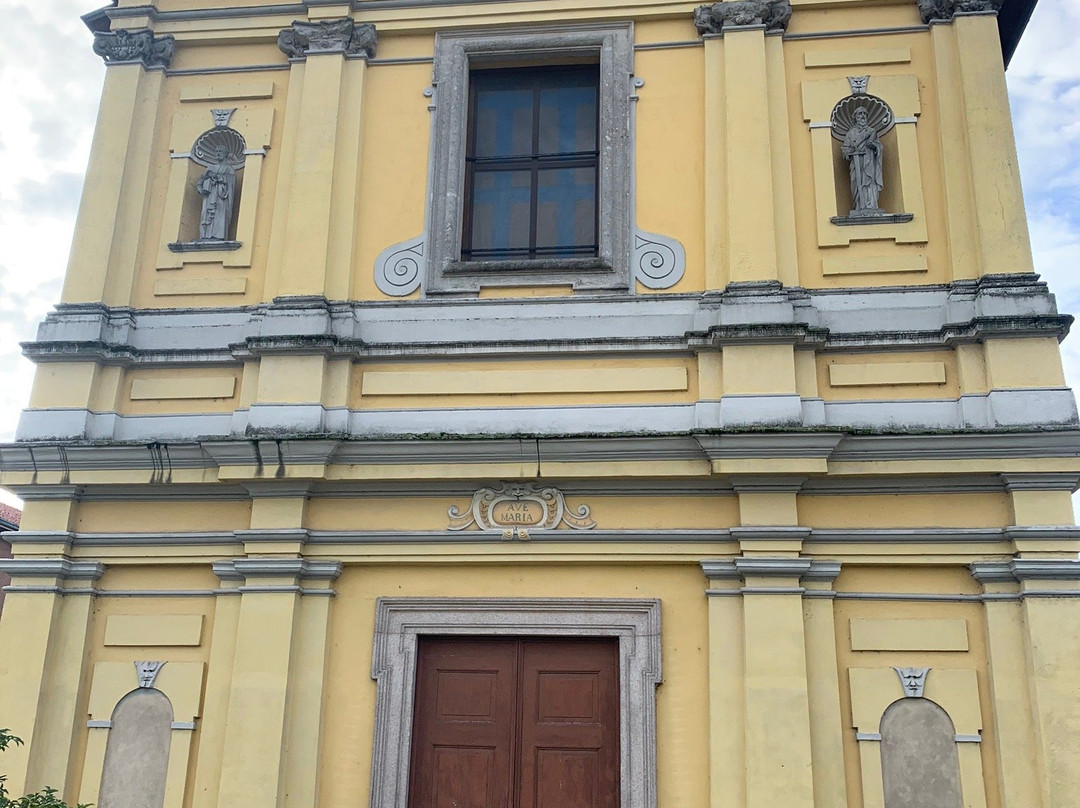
[830,94,894,142]
[192,126,247,170]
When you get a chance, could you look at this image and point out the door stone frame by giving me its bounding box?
[369,597,662,808]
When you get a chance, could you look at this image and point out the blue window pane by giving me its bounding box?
[538,84,597,156]
[474,88,533,158]
[470,170,532,254]
[536,167,596,254]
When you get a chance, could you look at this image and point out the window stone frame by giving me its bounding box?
[369,597,662,808]
[426,24,635,295]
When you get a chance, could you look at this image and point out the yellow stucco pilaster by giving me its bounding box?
[1018,573,1080,808]
[62,63,165,306]
[0,555,102,800]
[802,565,848,808]
[703,35,726,290]
[973,571,1048,808]
[740,560,815,808]
[723,27,777,283]
[703,565,746,808]
[952,13,1034,277]
[930,24,980,280]
[271,46,369,299]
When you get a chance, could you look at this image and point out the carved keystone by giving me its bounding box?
[135,660,166,689]
[92,29,175,68]
[278,19,377,59]
[893,666,931,698]
[694,0,792,34]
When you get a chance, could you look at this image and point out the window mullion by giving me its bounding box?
[529,78,540,260]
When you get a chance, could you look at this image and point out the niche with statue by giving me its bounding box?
[829,76,913,226]
[169,109,247,252]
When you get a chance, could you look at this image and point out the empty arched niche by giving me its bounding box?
[880,698,962,808]
[98,688,173,808]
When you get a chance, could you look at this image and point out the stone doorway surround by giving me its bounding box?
[369,597,662,808]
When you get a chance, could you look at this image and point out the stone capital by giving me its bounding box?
[92,28,175,68]
[277,18,377,59]
[694,0,792,34]
[918,0,1001,24]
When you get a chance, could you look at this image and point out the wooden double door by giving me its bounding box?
[407,637,621,808]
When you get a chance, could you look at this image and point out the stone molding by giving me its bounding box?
[971,558,1080,584]
[92,28,175,67]
[918,0,1001,23]
[369,598,662,808]
[22,276,1072,367]
[277,19,377,59]
[212,558,343,595]
[694,0,792,34]
[701,558,841,584]
[5,432,1080,474]
[0,558,105,580]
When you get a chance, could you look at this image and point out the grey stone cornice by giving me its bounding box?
[0,527,1040,548]
[697,433,843,459]
[20,277,1071,366]
[4,431,1080,475]
[1003,525,1080,544]
[234,528,311,544]
[1000,473,1080,492]
[0,558,105,580]
[701,557,840,584]
[213,557,343,583]
[730,526,813,543]
[971,558,1080,583]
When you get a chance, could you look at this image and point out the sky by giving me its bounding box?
[1,0,1079,510]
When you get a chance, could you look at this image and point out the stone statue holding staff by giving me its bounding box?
[841,106,884,216]
[196,145,237,241]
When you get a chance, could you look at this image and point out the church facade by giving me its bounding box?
[1,0,1078,807]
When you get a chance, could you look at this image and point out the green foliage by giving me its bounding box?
[0,729,90,808]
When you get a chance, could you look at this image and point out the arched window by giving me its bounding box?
[880,698,963,808]
[98,688,174,808]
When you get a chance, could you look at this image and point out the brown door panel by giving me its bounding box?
[408,637,619,808]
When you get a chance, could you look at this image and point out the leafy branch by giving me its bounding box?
[0,729,90,808]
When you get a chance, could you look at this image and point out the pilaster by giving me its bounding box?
[213,557,342,808]
[970,563,1047,808]
[63,30,173,305]
[952,12,1034,277]
[972,560,1080,808]
[701,557,829,808]
[269,19,376,299]
[802,563,848,808]
[702,35,726,290]
[0,557,104,798]
[722,26,777,284]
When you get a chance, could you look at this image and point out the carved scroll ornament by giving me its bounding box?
[694,0,792,34]
[449,483,596,539]
[93,29,175,68]
[278,19,377,59]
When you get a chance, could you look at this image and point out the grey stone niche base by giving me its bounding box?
[830,212,914,226]
[167,240,242,253]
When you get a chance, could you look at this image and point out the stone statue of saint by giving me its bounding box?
[196,146,237,241]
[841,106,884,216]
